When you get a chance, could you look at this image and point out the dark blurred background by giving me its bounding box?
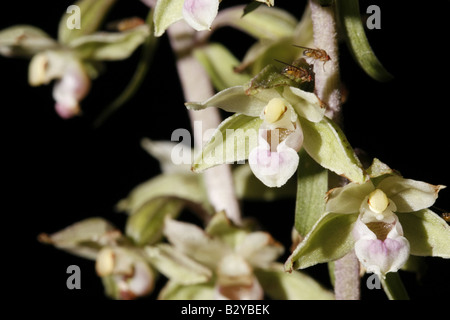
[2,0,449,300]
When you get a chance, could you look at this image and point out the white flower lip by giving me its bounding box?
[249,101,303,188]
[182,0,219,31]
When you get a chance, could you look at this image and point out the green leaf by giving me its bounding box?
[285,212,358,271]
[38,217,119,260]
[158,280,214,300]
[381,272,410,300]
[336,0,393,82]
[145,244,212,285]
[194,43,251,91]
[153,0,184,37]
[233,164,296,201]
[125,197,184,246]
[0,25,58,57]
[299,116,367,184]
[295,149,328,237]
[255,263,334,300]
[70,25,150,60]
[212,5,297,40]
[58,0,117,45]
[397,209,450,258]
[192,113,262,172]
[116,173,212,216]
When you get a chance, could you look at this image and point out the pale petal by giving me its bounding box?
[326,181,375,214]
[126,260,155,297]
[214,274,264,300]
[248,137,299,188]
[282,86,325,123]
[353,216,410,277]
[163,218,230,268]
[235,232,284,268]
[52,61,91,119]
[377,176,445,213]
[182,0,219,31]
[217,254,253,286]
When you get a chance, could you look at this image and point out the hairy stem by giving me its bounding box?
[309,0,359,299]
[167,21,242,226]
[309,0,342,122]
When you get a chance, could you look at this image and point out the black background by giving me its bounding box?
[1,0,449,301]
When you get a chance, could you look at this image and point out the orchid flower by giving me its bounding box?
[186,71,367,188]
[150,0,276,37]
[38,217,157,300]
[286,159,450,279]
[145,211,334,300]
[187,85,325,187]
[0,0,150,119]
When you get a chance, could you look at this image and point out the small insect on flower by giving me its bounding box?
[442,212,450,222]
[294,45,331,71]
[274,59,313,83]
[107,17,145,31]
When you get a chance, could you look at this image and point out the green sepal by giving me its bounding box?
[397,209,450,258]
[205,211,248,249]
[125,197,184,246]
[336,0,393,82]
[70,25,150,60]
[38,217,120,260]
[192,113,262,172]
[158,280,214,300]
[194,43,251,91]
[58,0,117,45]
[213,5,297,40]
[255,263,334,300]
[116,173,212,216]
[299,116,367,184]
[145,244,212,285]
[295,149,328,237]
[0,25,58,58]
[285,212,358,271]
[153,0,184,37]
[242,2,264,17]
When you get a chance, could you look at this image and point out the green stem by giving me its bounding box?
[336,0,393,82]
[381,272,410,300]
[94,9,158,127]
